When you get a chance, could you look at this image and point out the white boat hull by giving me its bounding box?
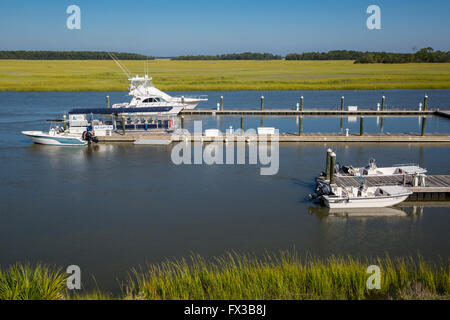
[22,131,87,146]
[323,195,409,209]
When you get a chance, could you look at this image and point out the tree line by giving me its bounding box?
[286,48,450,63]
[172,52,282,60]
[0,51,154,60]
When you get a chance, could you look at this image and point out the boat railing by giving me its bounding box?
[177,95,208,101]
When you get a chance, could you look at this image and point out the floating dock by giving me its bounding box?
[333,175,450,201]
[97,132,450,143]
[181,108,440,116]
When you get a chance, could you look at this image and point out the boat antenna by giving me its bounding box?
[108,52,132,78]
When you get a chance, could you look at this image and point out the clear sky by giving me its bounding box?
[0,0,449,56]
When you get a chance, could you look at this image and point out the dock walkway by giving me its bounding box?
[97,132,450,143]
[181,108,440,116]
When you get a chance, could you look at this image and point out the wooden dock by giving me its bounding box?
[97,132,450,143]
[333,175,450,200]
[181,108,441,117]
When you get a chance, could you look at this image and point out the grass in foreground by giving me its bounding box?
[1,59,450,91]
[1,253,449,300]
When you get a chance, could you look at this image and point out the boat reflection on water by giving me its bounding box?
[307,205,419,219]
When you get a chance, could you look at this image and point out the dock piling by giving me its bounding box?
[382,96,386,111]
[261,96,264,111]
[360,117,364,136]
[325,148,332,181]
[181,116,184,130]
[240,116,244,135]
[217,103,220,111]
[341,96,344,111]
[121,116,126,135]
[296,102,300,111]
[181,96,185,105]
[421,117,427,136]
[63,114,67,131]
[220,96,224,111]
[106,95,110,108]
[424,95,428,111]
[298,116,303,136]
[330,152,336,184]
[300,96,304,111]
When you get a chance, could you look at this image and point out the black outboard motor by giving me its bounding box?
[309,179,332,200]
[82,131,99,144]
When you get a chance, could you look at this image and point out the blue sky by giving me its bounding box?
[0,0,449,56]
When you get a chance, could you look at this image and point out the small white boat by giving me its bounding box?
[322,185,412,209]
[339,158,427,177]
[22,129,87,146]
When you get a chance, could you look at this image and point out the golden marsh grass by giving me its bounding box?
[1,59,449,91]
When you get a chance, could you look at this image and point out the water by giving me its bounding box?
[0,90,449,294]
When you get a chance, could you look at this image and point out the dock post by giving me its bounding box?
[325,148,332,181]
[300,96,304,111]
[240,116,244,135]
[181,96,185,105]
[106,95,110,108]
[63,114,67,131]
[296,102,300,111]
[181,116,184,130]
[339,116,343,133]
[421,117,427,136]
[298,116,303,136]
[220,96,224,111]
[380,117,384,133]
[261,96,264,111]
[340,96,344,111]
[423,95,428,111]
[381,96,386,111]
[260,116,264,127]
[377,103,380,111]
[121,116,126,135]
[360,117,364,136]
[330,152,336,184]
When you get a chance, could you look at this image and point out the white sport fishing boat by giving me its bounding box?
[322,185,412,209]
[108,54,207,114]
[112,74,208,111]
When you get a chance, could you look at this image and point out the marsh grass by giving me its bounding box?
[0,253,448,300]
[124,252,450,300]
[0,264,68,300]
[1,60,449,91]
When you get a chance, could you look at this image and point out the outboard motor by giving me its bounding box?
[309,179,332,200]
[82,131,99,144]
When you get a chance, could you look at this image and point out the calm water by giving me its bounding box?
[0,90,449,293]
